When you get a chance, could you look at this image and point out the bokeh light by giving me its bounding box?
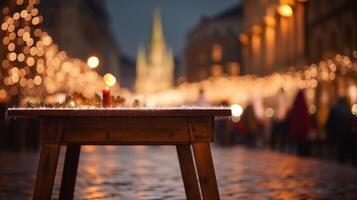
[87,56,99,69]
[104,73,116,87]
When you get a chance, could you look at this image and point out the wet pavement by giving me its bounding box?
[1,146,357,200]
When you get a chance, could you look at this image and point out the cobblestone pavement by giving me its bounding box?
[1,146,357,200]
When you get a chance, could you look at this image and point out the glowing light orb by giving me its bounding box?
[265,107,274,118]
[104,73,116,87]
[309,104,316,114]
[87,56,99,69]
[352,104,357,116]
[230,104,243,117]
[278,4,293,17]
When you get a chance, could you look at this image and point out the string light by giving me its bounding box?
[145,55,355,106]
[87,56,99,69]
[0,0,109,102]
[278,4,293,17]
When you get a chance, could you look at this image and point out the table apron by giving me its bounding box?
[39,117,215,144]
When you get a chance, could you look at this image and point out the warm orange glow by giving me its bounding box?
[265,25,275,69]
[16,0,24,5]
[20,10,28,18]
[8,43,15,51]
[26,57,35,66]
[30,47,37,55]
[211,44,223,62]
[31,8,38,16]
[8,24,15,32]
[227,62,240,76]
[13,12,20,20]
[87,56,99,68]
[352,104,357,116]
[3,36,10,45]
[239,33,249,44]
[36,64,44,73]
[8,52,17,61]
[34,75,42,85]
[1,23,8,30]
[104,73,116,87]
[9,32,16,40]
[264,15,276,27]
[32,16,40,25]
[17,28,24,37]
[278,4,293,17]
[42,35,52,46]
[19,78,27,87]
[251,25,262,35]
[11,74,19,83]
[27,79,34,88]
[0,89,7,98]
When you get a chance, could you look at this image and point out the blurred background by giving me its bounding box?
[0,0,357,198]
[1,0,356,161]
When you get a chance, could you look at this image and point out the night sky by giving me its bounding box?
[105,0,240,59]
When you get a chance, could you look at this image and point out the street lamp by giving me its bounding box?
[278,4,293,17]
[104,73,116,87]
[87,56,99,69]
[230,104,243,122]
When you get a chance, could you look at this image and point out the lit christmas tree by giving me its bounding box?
[0,0,108,106]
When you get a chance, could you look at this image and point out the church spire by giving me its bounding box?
[150,7,164,45]
[135,7,174,95]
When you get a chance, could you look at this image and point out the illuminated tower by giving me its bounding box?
[135,8,174,95]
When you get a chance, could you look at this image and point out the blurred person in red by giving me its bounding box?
[288,90,311,156]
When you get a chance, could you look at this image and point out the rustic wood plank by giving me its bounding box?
[192,143,220,200]
[60,117,212,144]
[39,119,63,144]
[187,118,214,142]
[33,143,61,200]
[59,145,81,200]
[7,107,231,117]
[176,145,202,200]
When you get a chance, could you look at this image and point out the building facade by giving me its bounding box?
[185,4,243,82]
[306,0,356,63]
[119,55,135,90]
[135,9,174,95]
[39,0,121,78]
[240,0,306,75]
[240,0,356,75]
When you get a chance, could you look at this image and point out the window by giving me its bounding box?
[227,62,240,76]
[210,64,223,77]
[211,44,223,62]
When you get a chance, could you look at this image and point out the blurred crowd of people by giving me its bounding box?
[215,90,357,165]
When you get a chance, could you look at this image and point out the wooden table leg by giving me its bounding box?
[33,143,61,200]
[192,143,220,200]
[176,144,202,200]
[59,145,81,200]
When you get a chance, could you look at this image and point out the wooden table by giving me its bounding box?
[7,108,231,200]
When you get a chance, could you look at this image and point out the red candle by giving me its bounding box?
[102,86,111,107]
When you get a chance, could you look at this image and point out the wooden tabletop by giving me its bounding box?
[7,107,232,117]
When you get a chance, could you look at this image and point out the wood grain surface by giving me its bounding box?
[7,107,231,117]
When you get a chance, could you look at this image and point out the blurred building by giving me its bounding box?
[306,0,356,63]
[119,55,135,90]
[240,0,306,75]
[39,0,121,78]
[185,4,243,82]
[240,0,356,75]
[135,8,174,95]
